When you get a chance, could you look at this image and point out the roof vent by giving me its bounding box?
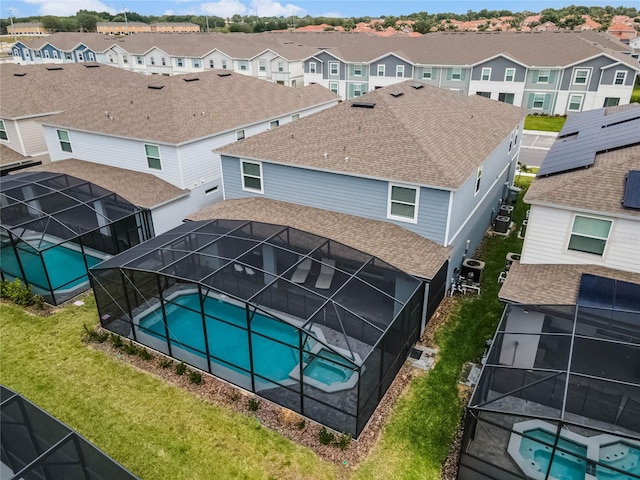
[411,82,424,89]
[13,73,27,77]
[351,102,376,109]
[45,67,63,71]
[217,72,231,77]
[389,91,404,98]
[183,77,199,82]
[84,64,100,68]
[147,85,164,90]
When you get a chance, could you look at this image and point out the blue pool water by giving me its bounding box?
[139,293,304,383]
[305,351,354,385]
[519,428,588,480]
[598,443,640,480]
[0,240,102,292]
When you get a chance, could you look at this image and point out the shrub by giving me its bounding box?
[158,358,172,369]
[229,391,240,402]
[0,278,45,308]
[109,333,124,349]
[296,419,306,430]
[336,432,352,450]
[122,340,139,355]
[137,348,152,360]
[175,361,187,375]
[188,371,202,384]
[318,427,335,445]
[82,324,108,343]
[247,398,260,412]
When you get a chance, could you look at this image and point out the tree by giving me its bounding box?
[231,14,242,24]
[342,19,355,31]
[41,15,62,32]
[76,12,99,32]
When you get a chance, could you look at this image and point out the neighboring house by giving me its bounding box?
[0,63,148,158]
[96,22,152,35]
[214,81,526,290]
[7,22,48,35]
[39,71,339,233]
[608,22,638,42]
[150,22,200,33]
[12,31,639,114]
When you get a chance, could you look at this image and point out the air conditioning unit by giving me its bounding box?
[505,252,521,270]
[506,186,522,205]
[494,216,511,234]
[499,204,514,218]
[461,258,485,283]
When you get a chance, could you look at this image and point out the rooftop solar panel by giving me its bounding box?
[623,170,640,209]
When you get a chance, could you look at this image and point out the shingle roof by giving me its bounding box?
[0,63,149,119]
[525,122,640,218]
[41,71,338,145]
[217,80,526,189]
[0,145,30,166]
[23,159,188,209]
[187,197,451,279]
[499,262,640,305]
[20,32,117,52]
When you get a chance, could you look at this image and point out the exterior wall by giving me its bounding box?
[254,51,276,79]
[468,57,527,100]
[439,67,471,92]
[16,119,48,156]
[151,183,222,234]
[221,157,450,245]
[368,55,413,91]
[202,51,233,72]
[0,119,26,156]
[520,205,640,274]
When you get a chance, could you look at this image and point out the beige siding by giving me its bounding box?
[1,119,25,155]
[17,119,48,156]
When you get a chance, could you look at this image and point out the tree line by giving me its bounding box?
[2,5,638,35]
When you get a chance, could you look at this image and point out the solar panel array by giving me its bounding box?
[623,170,640,209]
[538,105,640,177]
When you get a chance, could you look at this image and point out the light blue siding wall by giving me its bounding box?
[40,44,60,60]
[601,65,635,86]
[560,56,615,92]
[221,157,450,244]
[369,55,413,78]
[316,52,345,81]
[471,57,526,82]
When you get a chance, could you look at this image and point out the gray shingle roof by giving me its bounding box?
[0,145,30,166]
[499,261,640,305]
[217,80,526,189]
[187,197,451,279]
[41,71,338,145]
[23,159,187,209]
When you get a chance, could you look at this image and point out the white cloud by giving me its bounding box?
[163,9,175,15]
[250,0,305,17]
[200,0,247,17]
[320,11,343,18]
[23,0,117,16]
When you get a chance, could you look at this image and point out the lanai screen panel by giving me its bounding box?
[90,219,424,437]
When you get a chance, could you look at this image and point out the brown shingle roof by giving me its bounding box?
[525,144,640,218]
[23,159,187,209]
[217,80,526,189]
[499,262,640,305]
[41,71,338,145]
[0,145,30,166]
[187,197,451,279]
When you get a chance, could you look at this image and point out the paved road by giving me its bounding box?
[519,131,557,168]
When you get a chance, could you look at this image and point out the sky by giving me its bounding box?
[4,0,639,20]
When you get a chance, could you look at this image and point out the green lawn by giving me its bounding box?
[1,179,533,479]
[631,84,640,104]
[524,115,566,132]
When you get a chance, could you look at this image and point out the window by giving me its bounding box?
[614,70,627,85]
[329,62,338,75]
[270,120,279,129]
[44,50,50,58]
[603,97,620,107]
[241,161,263,193]
[354,64,363,76]
[504,68,515,82]
[65,52,72,60]
[150,57,155,65]
[176,58,184,67]
[378,64,385,76]
[57,130,72,153]
[422,67,432,79]
[193,59,200,68]
[498,93,515,104]
[123,56,128,64]
[88,52,95,61]
[388,184,418,222]
[0,120,7,141]
[353,84,362,97]
[481,67,491,81]
[13,49,19,57]
[35,51,41,58]
[136,56,143,65]
[236,130,245,141]
[568,94,583,112]
[532,93,545,109]
[222,60,227,69]
[52,51,58,59]
[476,92,491,98]
[329,82,338,94]
[76,52,83,61]
[451,67,462,80]
[291,114,299,121]
[161,57,166,66]
[239,60,248,71]
[277,61,284,72]
[475,166,483,195]
[145,144,161,170]
[259,59,267,72]
[209,59,214,69]
[536,70,550,83]
[396,65,404,77]
[568,215,611,256]
[573,69,589,85]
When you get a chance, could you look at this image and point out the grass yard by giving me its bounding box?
[524,115,566,132]
[0,178,533,480]
[631,84,640,104]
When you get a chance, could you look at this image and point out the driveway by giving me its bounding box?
[519,130,557,167]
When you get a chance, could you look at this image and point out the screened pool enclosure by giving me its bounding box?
[458,275,640,480]
[0,172,153,305]
[90,219,425,437]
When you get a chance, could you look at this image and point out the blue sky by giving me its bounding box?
[4,0,639,19]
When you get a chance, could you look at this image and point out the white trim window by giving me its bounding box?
[0,120,7,141]
[161,57,166,66]
[568,94,584,112]
[572,68,589,85]
[269,120,279,129]
[241,160,263,193]
[377,64,385,76]
[354,64,363,76]
[136,56,143,65]
[277,61,284,72]
[222,60,227,69]
[475,166,483,195]
[536,69,550,83]
[176,58,184,67]
[532,93,545,110]
[209,59,214,69]
[76,52,84,61]
[308,61,316,74]
[481,67,491,81]
[568,215,612,256]
[88,52,95,61]
[65,52,72,60]
[122,56,128,64]
[150,57,155,66]
[388,184,419,223]
[504,68,516,82]
[396,65,405,78]
[451,67,462,81]
[422,67,432,79]
[329,82,338,94]
[236,129,245,141]
[193,59,201,68]
[52,50,58,59]
[329,62,339,75]
[353,84,362,97]
[57,129,72,153]
[291,114,299,121]
[614,70,627,85]
[144,144,161,170]
[238,60,248,71]
[44,50,50,58]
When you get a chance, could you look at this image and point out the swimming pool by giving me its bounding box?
[518,428,588,480]
[598,442,640,480]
